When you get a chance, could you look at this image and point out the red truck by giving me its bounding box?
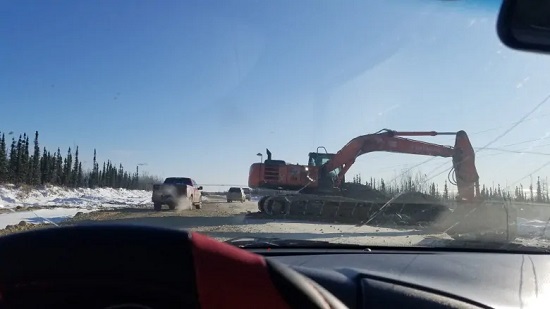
[151,177,203,211]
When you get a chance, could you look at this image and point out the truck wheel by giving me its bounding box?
[154,203,162,211]
[227,200,231,203]
[168,203,176,210]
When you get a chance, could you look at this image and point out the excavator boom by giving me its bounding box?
[320,129,479,201]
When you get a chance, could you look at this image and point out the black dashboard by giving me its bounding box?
[0,224,546,309]
[258,249,548,308]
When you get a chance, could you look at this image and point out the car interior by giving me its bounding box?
[0,1,549,308]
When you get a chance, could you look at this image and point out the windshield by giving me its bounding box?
[2,0,550,252]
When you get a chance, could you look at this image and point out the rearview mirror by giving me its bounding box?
[498,0,550,53]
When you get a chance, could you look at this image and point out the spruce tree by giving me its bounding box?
[22,134,30,184]
[91,149,98,188]
[31,131,40,185]
[63,148,72,186]
[537,177,542,202]
[77,162,83,187]
[0,133,7,182]
[15,135,23,183]
[0,130,162,189]
[8,138,17,183]
[443,181,449,200]
[101,162,106,187]
[72,146,79,187]
[40,147,48,184]
[56,148,63,185]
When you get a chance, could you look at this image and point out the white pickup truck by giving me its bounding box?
[151,177,203,211]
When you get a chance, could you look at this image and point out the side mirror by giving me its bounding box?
[198,186,203,190]
[497,0,550,54]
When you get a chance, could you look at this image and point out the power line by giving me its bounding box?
[509,162,550,187]
[477,147,550,156]
[384,157,439,185]
[372,94,550,189]
[494,136,550,148]
[471,111,550,135]
[477,93,550,153]
[424,92,550,183]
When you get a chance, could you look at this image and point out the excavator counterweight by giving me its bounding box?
[247,129,518,242]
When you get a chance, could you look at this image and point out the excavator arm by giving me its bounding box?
[321,129,480,201]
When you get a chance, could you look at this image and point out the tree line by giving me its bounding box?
[0,131,160,190]
[352,172,550,203]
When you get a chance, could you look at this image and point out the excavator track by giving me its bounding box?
[248,193,453,228]
[247,193,518,242]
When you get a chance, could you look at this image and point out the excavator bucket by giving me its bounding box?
[429,200,518,242]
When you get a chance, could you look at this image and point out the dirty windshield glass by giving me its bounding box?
[2,0,550,252]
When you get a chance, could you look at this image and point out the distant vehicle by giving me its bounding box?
[243,188,251,201]
[227,187,246,203]
[152,177,203,211]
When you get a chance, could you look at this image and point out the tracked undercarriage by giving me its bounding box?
[248,186,518,242]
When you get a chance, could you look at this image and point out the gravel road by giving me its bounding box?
[3,195,548,250]
[0,195,449,246]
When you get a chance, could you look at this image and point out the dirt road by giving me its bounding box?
[68,195,260,236]
[0,195,443,246]
[0,195,548,251]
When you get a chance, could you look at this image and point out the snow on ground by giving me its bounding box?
[0,184,152,228]
[0,184,152,209]
[517,217,550,238]
[0,208,95,229]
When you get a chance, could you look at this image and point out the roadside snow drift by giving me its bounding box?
[517,217,550,238]
[0,184,152,209]
[0,208,94,229]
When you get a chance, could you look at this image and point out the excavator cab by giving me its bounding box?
[308,147,344,191]
[307,147,334,167]
[307,153,332,167]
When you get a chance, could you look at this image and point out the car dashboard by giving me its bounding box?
[252,248,548,308]
[0,224,546,309]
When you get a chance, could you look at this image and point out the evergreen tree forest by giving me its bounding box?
[352,172,550,204]
[0,131,158,190]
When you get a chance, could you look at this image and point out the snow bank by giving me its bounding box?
[517,217,550,238]
[0,184,152,209]
[0,208,94,229]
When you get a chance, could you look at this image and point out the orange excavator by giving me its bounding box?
[248,129,518,241]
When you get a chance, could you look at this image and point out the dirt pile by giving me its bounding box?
[0,221,54,237]
[340,183,390,201]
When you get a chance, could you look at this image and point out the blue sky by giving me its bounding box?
[2,0,550,191]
